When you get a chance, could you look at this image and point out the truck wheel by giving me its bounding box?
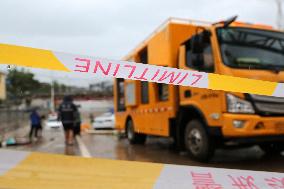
[259,143,284,155]
[184,119,215,162]
[126,119,146,144]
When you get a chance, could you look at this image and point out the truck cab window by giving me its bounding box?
[139,47,148,64]
[141,81,149,104]
[139,47,149,104]
[157,83,169,101]
[185,33,214,73]
[116,78,126,111]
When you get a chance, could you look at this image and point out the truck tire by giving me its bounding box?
[126,119,146,144]
[259,143,284,155]
[184,119,215,162]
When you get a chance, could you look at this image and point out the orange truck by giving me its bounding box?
[114,16,284,161]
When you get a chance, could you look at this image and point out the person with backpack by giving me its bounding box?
[58,96,78,145]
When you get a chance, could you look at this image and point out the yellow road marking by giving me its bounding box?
[0,152,164,189]
[75,136,92,158]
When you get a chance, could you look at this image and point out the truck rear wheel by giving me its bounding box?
[184,119,215,162]
[259,143,284,155]
[126,119,146,144]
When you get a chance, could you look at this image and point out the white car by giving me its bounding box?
[92,112,115,130]
[45,114,62,129]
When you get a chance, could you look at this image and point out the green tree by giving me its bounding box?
[6,68,40,103]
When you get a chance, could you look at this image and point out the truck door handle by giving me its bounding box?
[184,90,192,98]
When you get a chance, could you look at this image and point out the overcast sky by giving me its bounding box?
[0,0,282,86]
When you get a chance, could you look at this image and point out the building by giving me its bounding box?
[0,72,6,100]
[89,81,113,93]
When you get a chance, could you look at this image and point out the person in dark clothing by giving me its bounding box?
[73,110,81,136]
[29,108,41,141]
[58,96,77,145]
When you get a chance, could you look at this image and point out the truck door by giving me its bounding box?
[178,30,223,128]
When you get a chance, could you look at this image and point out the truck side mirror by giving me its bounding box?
[191,34,205,68]
[191,30,210,68]
[191,35,204,54]
[191,30,211,53]
[191,53,204,68]
[180,43,205,69]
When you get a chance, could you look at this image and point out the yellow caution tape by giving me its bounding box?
[0,43,283,97]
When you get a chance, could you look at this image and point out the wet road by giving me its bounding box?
[8,128,284,173]
[9,128,81,156]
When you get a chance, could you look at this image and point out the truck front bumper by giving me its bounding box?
[222,113,284,138]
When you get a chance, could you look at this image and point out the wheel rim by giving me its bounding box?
[127,122,134,140]
[186,128,203,155]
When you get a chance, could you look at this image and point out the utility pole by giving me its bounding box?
[276,0,283,29]
[50,81,55,112]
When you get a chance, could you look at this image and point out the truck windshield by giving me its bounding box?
[217,27,284,71]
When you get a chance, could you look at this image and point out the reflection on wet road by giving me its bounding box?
[10,128,81,156]
[8,128,284,173]
[82,134,284,173]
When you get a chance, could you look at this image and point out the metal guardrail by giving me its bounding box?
[0,109,29,135]
[0,107,49,141]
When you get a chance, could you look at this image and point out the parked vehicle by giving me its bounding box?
[114,16,284,161]
[92,112,115,130]
[45,113,62,129]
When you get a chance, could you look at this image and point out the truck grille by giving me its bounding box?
[249,94,284,116]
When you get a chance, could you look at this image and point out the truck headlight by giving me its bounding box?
[226,94,255,114]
